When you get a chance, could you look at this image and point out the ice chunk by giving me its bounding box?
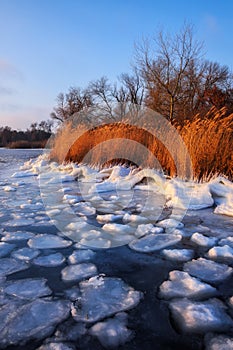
[159,270,217,300]
[102,223,134,235]
[0,299,70,347]
[0,242,16,257]
[207,245,233,262]
[205,334,233,350]
[74,202,96,216]
[1,231,35,241]
[3,278,52,299]
[12,247,40,261]
[219,236,233,248]
[11,170,36,178]
[89,312,133,348]
[36,343,74,350]
[134,224,162,238]
[71,275,142,323]
[123,213,149,224]
[184,258,233,283]
[156,219,184,229]
[79,237,111,249]
[28,234,72,249]
[96,214,123,223]
[0,258,29,277]
[191,232,217,247]
[3,186,16,192]
[169,298,233,333]
[68,249,95,264]
[129,233,182,252]
[61,263,97,282]
[3,218,35,227]
[33,253,65,267]
[162,249,194,262]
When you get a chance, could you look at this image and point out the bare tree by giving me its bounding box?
[50,87,93,123]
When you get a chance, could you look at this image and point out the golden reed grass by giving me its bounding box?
[50,107,233,181]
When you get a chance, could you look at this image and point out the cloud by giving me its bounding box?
[0,59,23,80]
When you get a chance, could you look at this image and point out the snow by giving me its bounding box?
[159,270,217,300]
[128,233,182,252]
[205,335,233,350]
[28,234,72,249]
[71,275,142,323]
[61,263,97,282]
[162,249,194,262]
[33,253,65,267]
[171,298,233,334]
[184,258,233,283]
[209,177,233,216]
[207,245,233,262]
[0,299,71,347]
[68,249,95,264]
[12,247,40,261]
[3,278,52,299]
[191,232,217,247]
[89,312,133,348]
[0,242,16,257]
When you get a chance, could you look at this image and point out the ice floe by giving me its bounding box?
[28,234,72,249]
[61,263,97,282]
[1,231,35,241]
[0,258,29,277]
[156,218,184,230]
[3,218,35,227]
[12,247,40,261]
[0,242,16,257]
[3,278,52,299]
[169,298,233,333]
[71,275,142,323]
[184,258,233,283]
[207,245,233,262]
[89,312,133,348]
[159,270,217,299]
[36,343,75,350]
[33,253,65,267]
[129,233,182,252]
[96,214,123,223]
[68,249,95,264]
[162,249,194,262]
[0,299,70,347]
[78,237,112,249]
[205,334,233,350]
[191,232,217,247]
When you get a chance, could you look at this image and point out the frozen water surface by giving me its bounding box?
[0,242,16,257]
[205,334,233,350]
[184,258,233,283]
[28,234,72,249]
[162,249,194,262]
[129,233,182,252]
[12,247,40,261]
[71,275,142,323]
[33,253,65,267]
[68,249,95,264]
[36,343,75,350]
[1,231,35,241]
[207,245,233,262]
[3,278,52,299]
[170,298,233,333]
[159,270,217,299]
[191,232,217,247]
[0,257,29,277]
[61,263,97,282]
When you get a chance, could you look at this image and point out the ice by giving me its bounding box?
[61,263,97,282]
[209,177,233,217]
[207,245,233,262]
[134,223,163,238]
[159,270,217,300]
[46,209,61,217]
[36,343,74,350]
[165,179,214,210]
[162,249,194,262]
[96,214,123,223]
[102,223,134,235]
[11,170,36,178]
[68,249,95,264]
[3,186,16,192]
[89,312,133,348]
[169,298,233,333]
[0,258,29,277]
[20,203,44,210]
[1,231,35,241]
[219,237,233,248]
[214,195,233,217]
[184,258,233,283]
[0,242,16,257]
[191,232,217,247]
[205,334,233,350]
[3,218,35,227]
[79,237,111,249]
[28,234,72,249]
[73,202,96,216]
[33,253,65,267]
[12,247,40,261]
[123,213,150,224]
[0,299,71,347]
[3,278,52,299]
[156,218,184,229]
[128,233,182,252]
[65,221,88,231]
[71,275,142,323]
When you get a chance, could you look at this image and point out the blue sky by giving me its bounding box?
[0,0,232,129]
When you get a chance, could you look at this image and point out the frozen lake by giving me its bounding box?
[0,148,233,349]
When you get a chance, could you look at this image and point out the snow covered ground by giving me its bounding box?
[0,149,233,349]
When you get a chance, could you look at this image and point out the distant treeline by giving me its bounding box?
[0,120,52,148]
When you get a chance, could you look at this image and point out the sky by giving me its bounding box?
[0,0,233,130]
